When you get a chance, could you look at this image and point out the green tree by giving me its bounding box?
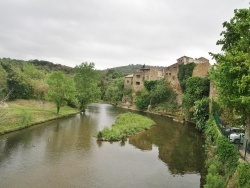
[210,7,250,141]
[104,77,124,105]
[182,77,210,119]
[193,97,209,131]
[46,71,77,114]
[74,62,101,112]
[0,64,7,89]
[7,66,33,100]
[135,90,151,110]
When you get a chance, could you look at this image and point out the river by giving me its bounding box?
[0,103,206,188]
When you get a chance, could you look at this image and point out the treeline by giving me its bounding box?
[103,64,165,76]
[0,59,103,114]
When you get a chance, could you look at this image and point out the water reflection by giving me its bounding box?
[129,115,205,175]
[0,103,205,188]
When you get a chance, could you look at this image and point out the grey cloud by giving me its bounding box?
[0,0,249,69]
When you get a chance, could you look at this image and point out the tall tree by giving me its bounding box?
[210,7,250,141]
[46,71,77,114]
[74,62,101,112]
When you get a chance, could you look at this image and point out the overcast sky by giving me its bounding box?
[0,0,249,70]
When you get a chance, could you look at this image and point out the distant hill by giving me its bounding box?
[103,64,166,76]
[0,58,73,74]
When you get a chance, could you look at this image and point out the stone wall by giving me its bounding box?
[192,62,210,78]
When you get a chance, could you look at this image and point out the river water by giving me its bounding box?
[0,103,206,188]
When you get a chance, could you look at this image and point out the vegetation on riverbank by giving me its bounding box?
[0,99,79,134]
[204,117,250,188]
[96,112,155,141]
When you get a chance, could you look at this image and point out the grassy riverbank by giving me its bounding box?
[0,99,79,134]
[96,112,155,141]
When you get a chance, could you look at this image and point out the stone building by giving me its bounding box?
[164,56,210,95]
[123,55,210,105]
[124,67,164,92]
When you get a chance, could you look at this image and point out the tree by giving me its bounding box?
[74,62,101,112]
[210,7,250,141]
[46,71,77,114]
[0,64,7,89]
[182,77,210,119]
[104,77,124,104]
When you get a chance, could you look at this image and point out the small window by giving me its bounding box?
[169,73,171,76]
[136,75,140,78]
[127,80,130,84]
[136,82,140,85]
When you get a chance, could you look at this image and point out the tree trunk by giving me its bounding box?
[57,106,60,114]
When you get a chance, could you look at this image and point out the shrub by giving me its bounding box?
[237,162,250,188]
[216,136,239,177]
[20,110,33,126]
[193,97,209,131]
[135,91,151,110]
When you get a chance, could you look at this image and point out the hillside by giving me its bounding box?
[0,58,73,74]
[103,64,166,76]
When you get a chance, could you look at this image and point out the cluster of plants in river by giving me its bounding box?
[203,117,250,188]
[96,112,155,141]
[135,79,178,113]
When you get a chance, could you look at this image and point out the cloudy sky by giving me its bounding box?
[0,0,249,70]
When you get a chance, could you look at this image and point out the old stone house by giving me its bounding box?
[123,55,210,105]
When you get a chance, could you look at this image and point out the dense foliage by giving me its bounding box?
[74,62,101,111]
[177,62,196,92]
[96,112,155,141]
[182,77,210,119]
[193,97,209,131]
[136,79,177,111]
[46,71,77,114]
[210,7,250,141]
[204,117,250,188]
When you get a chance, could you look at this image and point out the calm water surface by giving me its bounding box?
[0,103,206,188]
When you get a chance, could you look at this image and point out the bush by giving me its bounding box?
[193,97,209,131]
[216,136,239,177]
[204,163,226,188]
[20,110,33,126]
[204,118,221,146]
[237,162,250,188]
[135,91,151,110]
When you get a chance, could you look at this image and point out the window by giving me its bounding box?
[127,80,130,84]
[136,82,140,85]
[136,75,140,78]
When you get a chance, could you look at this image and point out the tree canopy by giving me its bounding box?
[46,71,77,114]
[74,62,101,111]
[210,7,250,140]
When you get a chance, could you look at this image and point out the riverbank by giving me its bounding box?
[0,99,79,135]
[117,103,185,123]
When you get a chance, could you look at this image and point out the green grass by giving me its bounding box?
[0,99,79,134]
[97,112,155,141]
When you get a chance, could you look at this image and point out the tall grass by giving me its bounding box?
[97,112,155,141]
